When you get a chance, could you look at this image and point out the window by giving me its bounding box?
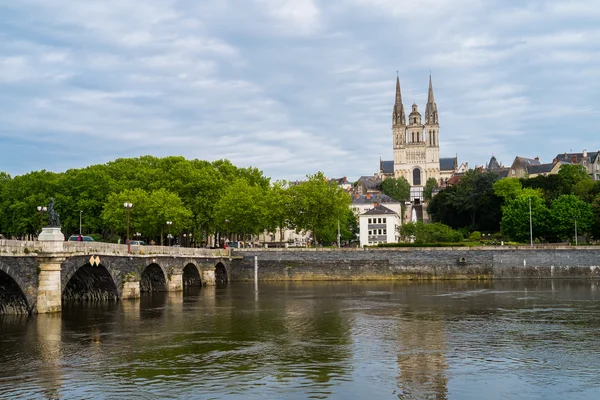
[368,218,371,224]
[383,218,387,223]
[512,169,516,175]
[413,168,422,185]
[378,218,382,223]
[383,229,387,234]
[378,229,382,235]
[414,117,417,123]
[368,230,372,235]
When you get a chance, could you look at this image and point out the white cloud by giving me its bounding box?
[1,0,600,180]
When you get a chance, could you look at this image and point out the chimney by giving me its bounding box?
[366,193,372,200]
[355,192,359,199]
[343,177,347,184]
[572,155,578,163]
[583,149,588,158]
[535,156,539,161]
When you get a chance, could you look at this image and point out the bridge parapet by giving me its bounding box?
[1,239,229,258]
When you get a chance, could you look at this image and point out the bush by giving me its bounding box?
[398,222,463,244]
[468,231,482,241]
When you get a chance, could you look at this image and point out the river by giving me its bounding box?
[1,280,600,399]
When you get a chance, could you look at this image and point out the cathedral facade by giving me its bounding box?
[383,75,456,200]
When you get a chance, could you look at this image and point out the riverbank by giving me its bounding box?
[231,247,600,281]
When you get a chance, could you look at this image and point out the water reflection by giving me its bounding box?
[2,280,600,399]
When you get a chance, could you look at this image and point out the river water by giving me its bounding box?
[1,280,600,399]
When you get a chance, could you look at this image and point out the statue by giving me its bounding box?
[47,198,61,227]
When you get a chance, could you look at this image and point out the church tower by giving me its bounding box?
[391,75,441,195]
[392,76,406,150]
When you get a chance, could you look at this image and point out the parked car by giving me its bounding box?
[68,235,95,242]
[130,240,147,246]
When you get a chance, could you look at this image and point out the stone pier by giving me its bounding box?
[36,256,64,314]
[167,273,183,292]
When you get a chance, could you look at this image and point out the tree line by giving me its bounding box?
[0,157,354,246]
[427,164,600,243]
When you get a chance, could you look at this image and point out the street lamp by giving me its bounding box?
[79,210,83,236]
[225,219,230,245]
[189,233,193,248]
[166,221,172,246]
[37,205,48,233]
[183,233,187,248]
[529,197,533,247]
[124,202,133,253]
[574,217,578,246]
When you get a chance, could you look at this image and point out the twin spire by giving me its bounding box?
[393,74,438,126]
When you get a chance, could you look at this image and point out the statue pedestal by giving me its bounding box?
[39,227,65,253]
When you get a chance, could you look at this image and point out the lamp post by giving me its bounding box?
[574,217,578,246]
[124,202,133,253]
[225,219,230,246]
[166,221,172,246]
[189,233,193,248]
[37,206,48,235]
[79,210,83,235]
[529,197,533,247]
[183,233,187,248]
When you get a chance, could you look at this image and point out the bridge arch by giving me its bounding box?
[183,263,202,289]
[0,262,32,314]
[62,262,119,303]
[215,262,228,284]
[141,263,167,293]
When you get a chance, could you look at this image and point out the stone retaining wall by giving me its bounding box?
[231,247,600,281]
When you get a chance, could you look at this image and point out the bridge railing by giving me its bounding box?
[63,242,228,257]
[0,239,228,257]
[0,239,42,255]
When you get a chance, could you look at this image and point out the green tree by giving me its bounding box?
[592,195,600,240]
[423,177,438,202]
[428,170,502,232]
[493,178,522,201]
[557,163,590,189]
[381,176,410,202]
[102,189,150,241]
[289,172,352,246]
[264,181,293,243]
[213,179,267,240]
[549,194,594,241]
[145,189,192,243]
[500,191,550,242]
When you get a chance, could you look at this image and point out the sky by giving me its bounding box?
[1,0,599,181]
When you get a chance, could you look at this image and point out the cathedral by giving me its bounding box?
[381,75,456,202]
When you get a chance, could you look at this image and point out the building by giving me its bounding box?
[508,156,541,178]
[354,175,383,195]
[555,150,600,181]
[358,205,401,247]
[381,75,457,203]
[351,192,402,217]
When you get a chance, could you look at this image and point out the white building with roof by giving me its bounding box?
[359,204,401,247]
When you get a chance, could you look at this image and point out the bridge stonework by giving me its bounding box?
[0,242,238,315]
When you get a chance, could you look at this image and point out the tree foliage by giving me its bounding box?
[427,170,502,232]
[549,194,594,241]
[381,176,410,202]
[398,222,463,243]
[288,172,352,246]
[423,177,438,202]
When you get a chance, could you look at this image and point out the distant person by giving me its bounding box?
[77,235,82,242]
[117,238,121,245]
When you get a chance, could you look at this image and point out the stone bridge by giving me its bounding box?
[0,239,239,315]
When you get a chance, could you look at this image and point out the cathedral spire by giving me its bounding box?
[427,73,435,105]
[393,75,406,127]
[425,74,438,125]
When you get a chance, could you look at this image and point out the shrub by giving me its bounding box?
[398,222,463,244]
[468,231,482,241]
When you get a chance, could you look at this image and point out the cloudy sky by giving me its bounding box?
[1,0,599,181]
